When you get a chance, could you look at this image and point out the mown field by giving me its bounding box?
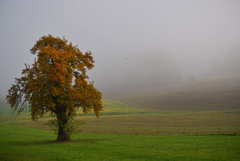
[11,111,240,136]
[1,74,240,161]
[1,123,240,161]
[1,100,240,160]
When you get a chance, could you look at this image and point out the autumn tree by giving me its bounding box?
[6,35,103,141]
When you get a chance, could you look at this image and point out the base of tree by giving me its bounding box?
[55,138,71,142]
[55,140,71,142]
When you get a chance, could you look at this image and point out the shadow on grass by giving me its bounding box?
[45,139,109,144]
[194,133,238,136]
[9,138,110,146]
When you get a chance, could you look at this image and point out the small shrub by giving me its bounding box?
[44,116,85,139]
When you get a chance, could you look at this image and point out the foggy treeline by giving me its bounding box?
[91,46,240,96]
[1,47,240,103]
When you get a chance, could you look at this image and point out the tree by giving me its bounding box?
[6,35,103,141]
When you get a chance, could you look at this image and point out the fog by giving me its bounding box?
[0,0,240,102]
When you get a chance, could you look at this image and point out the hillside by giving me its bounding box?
[103,73,240,111]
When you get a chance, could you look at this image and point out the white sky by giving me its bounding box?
[0,0,240,98]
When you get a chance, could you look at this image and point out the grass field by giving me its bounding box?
[1,123,240,161]
[1,74,240,160]
[11,111,240,136]
[1,109,239,160]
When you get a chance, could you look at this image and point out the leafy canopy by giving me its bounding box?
[6,35,103,120]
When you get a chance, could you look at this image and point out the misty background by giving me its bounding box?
[0,0,240,105]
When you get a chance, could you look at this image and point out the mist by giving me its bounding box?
[0,0,240,104]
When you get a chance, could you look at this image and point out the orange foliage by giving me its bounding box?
[6,35,103,140]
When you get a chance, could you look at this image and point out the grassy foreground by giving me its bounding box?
[0,123,240,161]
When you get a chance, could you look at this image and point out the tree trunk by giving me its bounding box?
[56,112,70,141]
[57,123,69,141]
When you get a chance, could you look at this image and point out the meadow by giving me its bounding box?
[1,75,240,160]
[0,100,240,160]
[1,123,240,161]
[10,111,240,136]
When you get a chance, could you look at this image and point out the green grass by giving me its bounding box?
[0,123,240,161]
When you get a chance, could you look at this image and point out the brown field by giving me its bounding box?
[11,111,240,135]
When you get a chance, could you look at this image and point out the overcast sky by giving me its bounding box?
[0,0,240,99]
